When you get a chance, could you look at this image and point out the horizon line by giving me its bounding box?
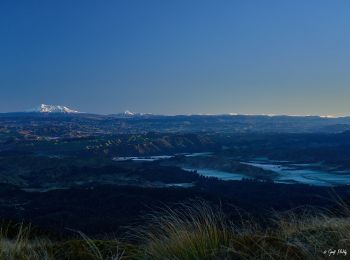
[1,110,348,119]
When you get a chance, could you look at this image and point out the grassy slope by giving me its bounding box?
[1,201,350,259]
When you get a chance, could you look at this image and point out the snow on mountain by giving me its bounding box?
[109,110,155,118]
[122,110,154,117]
[124,110,135,116]
[27,104,79,113]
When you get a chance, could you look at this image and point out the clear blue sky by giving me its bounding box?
[1,1,350,115]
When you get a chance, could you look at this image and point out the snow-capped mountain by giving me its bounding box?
[121,110,153,117]
[124,110,135,116]
[27,104,79,113]
[109,110,155,118]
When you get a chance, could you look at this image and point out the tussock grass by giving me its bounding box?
[0,224,126,260]
[1,200,350,259]
[275,209,350,257]
[135,201,233,259]
[0,223,52,260]
[135,202,306,259]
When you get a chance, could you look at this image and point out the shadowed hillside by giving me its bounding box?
[1,201,350,259]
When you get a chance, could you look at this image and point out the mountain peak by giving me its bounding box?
[28,104,79,113]
[124,110,135,116]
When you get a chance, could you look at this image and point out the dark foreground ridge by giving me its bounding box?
[1,200,350,259]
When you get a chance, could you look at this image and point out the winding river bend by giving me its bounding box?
[113,154,350,186]
[183,160,350,186]
[182,168,246,181]
[242,161,350,186]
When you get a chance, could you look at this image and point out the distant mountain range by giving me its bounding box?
[19,104,348,119]
[1,104,350,134]
[24,104,152,117]
[27,104,79,113]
